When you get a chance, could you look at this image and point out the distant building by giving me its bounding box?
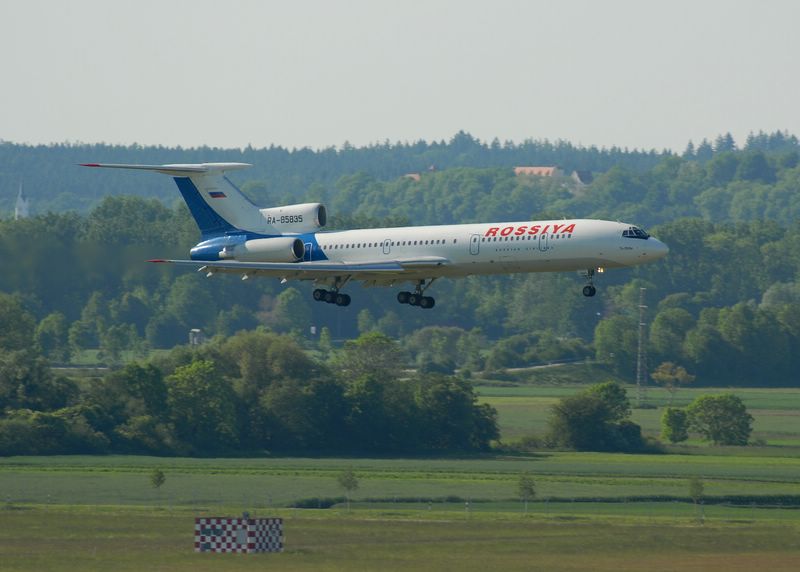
[189,328,205,346]
[403,173,421,182]
[14,183,29,220]
[513,166,564,177]
[571,170,594,186]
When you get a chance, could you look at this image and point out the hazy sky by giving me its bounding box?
[1,0,798,152]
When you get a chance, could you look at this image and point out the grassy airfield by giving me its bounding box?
[1,505,799,572]
[2,383,799,570]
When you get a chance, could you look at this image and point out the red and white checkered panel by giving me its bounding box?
[194,517,283,553]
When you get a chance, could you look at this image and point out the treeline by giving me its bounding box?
[2,130,798,222]
[1,131,675,214]
[0,302,498,455]
[1,132,799,386]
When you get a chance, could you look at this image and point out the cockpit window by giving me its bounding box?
[622,226,650,239]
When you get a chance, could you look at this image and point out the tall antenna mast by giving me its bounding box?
[636,287,648,407]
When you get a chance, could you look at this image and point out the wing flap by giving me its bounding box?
[149,256,449,281]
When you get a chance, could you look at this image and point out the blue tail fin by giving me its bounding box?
[173,177,238,236]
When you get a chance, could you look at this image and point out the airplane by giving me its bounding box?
[82,162,669,308]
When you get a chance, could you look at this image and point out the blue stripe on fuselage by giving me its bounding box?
[189,231,328,262]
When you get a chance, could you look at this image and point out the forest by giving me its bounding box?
[1,130,799,454]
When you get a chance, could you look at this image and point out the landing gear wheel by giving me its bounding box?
[582,285,596,297]
[420,296,435,309]
[408,293,422,306]
[313,288,326,301]
[324,290,337,303]
[397,291,411,304]
[335,293,351,307]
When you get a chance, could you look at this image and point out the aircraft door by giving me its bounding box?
[304,241,313,261]
[469,234,480,255]
[383,239,391,255]
[538,232,549,252]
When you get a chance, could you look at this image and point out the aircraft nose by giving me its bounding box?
[651,239,669,258]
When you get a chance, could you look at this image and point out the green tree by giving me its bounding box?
[682,323,735,383]
[35,312,71,362]
[660,407,689,443]
[0,350,77,411]
[115,363,168,418]
[0,293,36,352]
[337,469,359,510]
[271,287,311,334]
[165,275,217,329]
[649,308,694,364]
[150,468,166,489]
[687,394,753,445]
[318,326,333,355]
[651,362,695,406]
[356,308,376,335]
[587,381,631,421]
[594,315,638,377]
[735,151,774,183]
[547,393,615,451]
[98,323,136,365]
[333,332,405,382]
[415,374,499,451]
[517,472,536,513]
[547,382,643,452]
[166,360,239,452]
[214,304,257,337]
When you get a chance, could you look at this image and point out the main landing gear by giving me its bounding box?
[397,280,436,309]
[313,288,351,307]
[582,268,597,297]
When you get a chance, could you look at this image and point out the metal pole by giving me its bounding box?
[636,287,647,407]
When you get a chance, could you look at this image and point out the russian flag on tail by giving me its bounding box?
[209,191,227,198]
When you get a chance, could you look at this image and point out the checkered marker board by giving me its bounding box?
[194,517,283,553]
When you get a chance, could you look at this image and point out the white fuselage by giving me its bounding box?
[306,218,668,279]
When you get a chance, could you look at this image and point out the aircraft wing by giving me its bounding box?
[149,256,450,286]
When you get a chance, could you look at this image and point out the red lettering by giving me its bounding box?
[500,226,514,236]
[514,225,527,235]
[527,225,541,235]
[485,227,499,237]
[551,224,564,234]
[563,223,575,233]
[542,224,550,234]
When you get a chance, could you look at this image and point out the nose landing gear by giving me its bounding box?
[582,268,600,297]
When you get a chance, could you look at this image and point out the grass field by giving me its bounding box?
[2,453,799,571]
[477,384,800,445]
[4,380,799,570]
[1,506,799,572]
[2,453,800,508]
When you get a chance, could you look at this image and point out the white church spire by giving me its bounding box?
[15,182,30,220]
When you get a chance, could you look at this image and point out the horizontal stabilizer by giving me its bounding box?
[80,163,251,176]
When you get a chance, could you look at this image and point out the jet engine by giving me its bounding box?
[259,203,327,234]
[219,237,305,262]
